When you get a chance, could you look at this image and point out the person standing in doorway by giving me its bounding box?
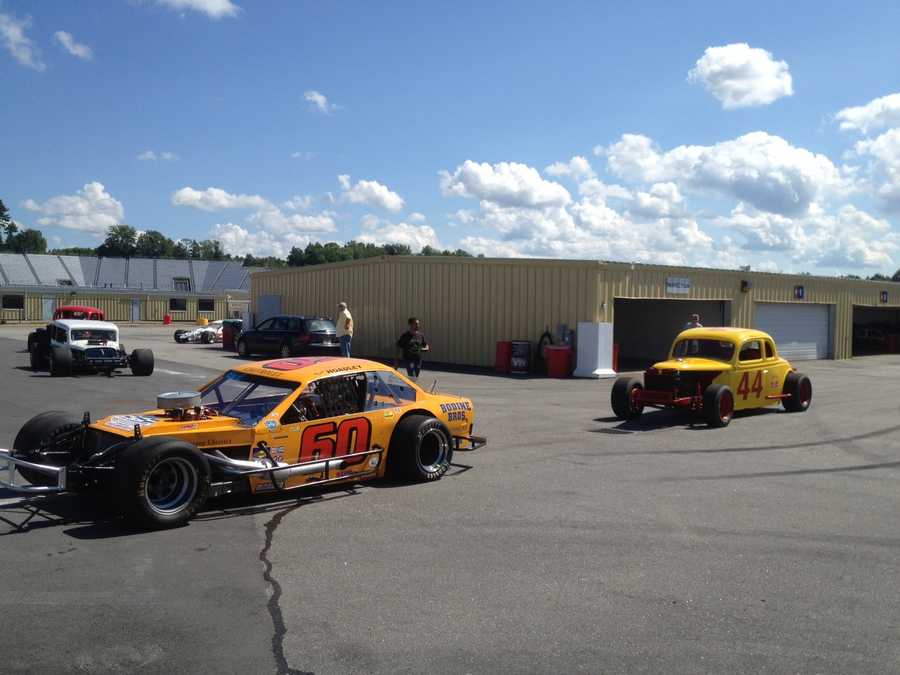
[336,302,353,357]
[684,313,702,329]
[396,317,429,378]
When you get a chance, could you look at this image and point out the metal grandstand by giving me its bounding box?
[0,254,262,293]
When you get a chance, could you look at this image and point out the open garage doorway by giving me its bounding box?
[613,298,730,370]
[852,306,900,355]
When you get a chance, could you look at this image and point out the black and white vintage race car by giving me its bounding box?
[173,320,223,344]
[27,319,154,377]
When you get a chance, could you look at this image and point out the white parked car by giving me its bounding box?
[173,320,223,344]
[27,319,154,377]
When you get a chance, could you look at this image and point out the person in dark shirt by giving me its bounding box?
[396,317,429,378]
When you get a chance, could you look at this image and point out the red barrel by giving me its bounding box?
[163,314,172,325]
[495,340,512,373]
[222,323,235,350]
[545,345,572,378]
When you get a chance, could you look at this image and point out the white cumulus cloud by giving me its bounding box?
[175,186,337,256]
[440,160,571,209]
[357,215,441,252]
[137,150,178,161]
[0,12,45,71]
[835,92,900,134]
[338,175,405,212]
[172,186,268,211]
[53,30,92,60]
[853,128,900,211]
[156,0,240,19]
[688,43,793,109]
[210,223,313,258]
[544,156,596,182]
[304,90,339,114]
[603,131,848,216]
[22,182,124,234]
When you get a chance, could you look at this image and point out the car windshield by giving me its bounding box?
[306,319,335,333]
[70,329,116,341]
[200,371,299,426]
[672,339,735,362]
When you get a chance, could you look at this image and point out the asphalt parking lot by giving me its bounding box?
[1,325,899,674]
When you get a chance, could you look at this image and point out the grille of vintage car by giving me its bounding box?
[85,347,119,359]
[644,369,677,392]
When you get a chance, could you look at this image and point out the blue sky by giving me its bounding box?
[3,0,900,275]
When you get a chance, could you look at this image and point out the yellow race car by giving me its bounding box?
[0,357,485,528]
[611,327,812,427]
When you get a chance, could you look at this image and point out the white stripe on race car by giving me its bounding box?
[155,369,188,376]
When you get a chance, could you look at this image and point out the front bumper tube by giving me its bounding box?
[0,449,67,494]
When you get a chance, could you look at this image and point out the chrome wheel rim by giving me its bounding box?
[418,429,449,473]
[145,457,198,516]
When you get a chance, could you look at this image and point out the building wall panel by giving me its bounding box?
[252,257,600,367]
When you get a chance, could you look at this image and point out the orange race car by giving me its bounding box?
[0,357,485,528]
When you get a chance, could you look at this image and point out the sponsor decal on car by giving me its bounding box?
[105,414,158,430]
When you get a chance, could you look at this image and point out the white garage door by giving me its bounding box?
[754,303,831,361]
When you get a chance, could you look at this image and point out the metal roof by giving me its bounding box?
[0,254,263,292]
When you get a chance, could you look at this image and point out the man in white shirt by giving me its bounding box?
[684,313,702,329]
[336,302,353,357]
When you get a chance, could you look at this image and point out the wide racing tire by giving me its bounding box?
[116,438,210,529]
[49,345,73,377]
[201,331,212,344]
[611,376,644,420]
[130,349,154,376]
[704,383,734,428]
[12,411,84,486]
[783,372,812,412]
[387,414,452,482]
[29,343,42,371]
[173,330,189,343]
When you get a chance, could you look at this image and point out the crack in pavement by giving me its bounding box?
[260,503,313,675]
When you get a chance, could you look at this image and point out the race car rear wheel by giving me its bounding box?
[388,414,452,482]
[117,438,210,529]
[29,343,42,371]
[130,349,154,376]
[611,376,644,420]
[704,384,734,428]
[201,331,212,344]
[49,346,73,377]
[13,411,84,486]
[782,372,812,412]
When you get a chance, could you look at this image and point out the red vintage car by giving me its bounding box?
[53,305,105,321]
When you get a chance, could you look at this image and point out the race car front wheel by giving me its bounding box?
[388,414,452,482]
[117,438,210,529]
[130,349,154,376]
[611,376,644,420]
[703,384,734,428]
[13,411,84,486]
[49,346,73,377]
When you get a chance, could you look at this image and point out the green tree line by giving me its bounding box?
[0,199,476,267]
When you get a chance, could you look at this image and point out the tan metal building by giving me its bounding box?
[251,257,900,367]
